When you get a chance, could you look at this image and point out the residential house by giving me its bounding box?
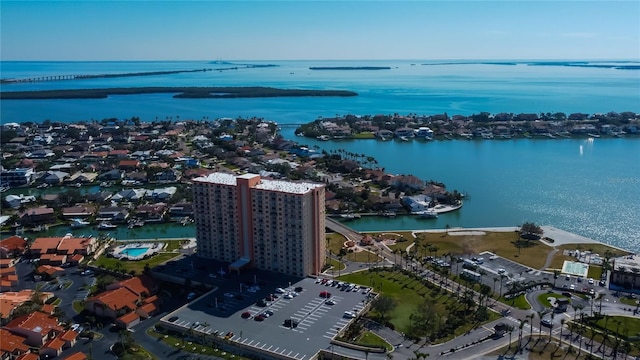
[37,265,65,278]
[57,236,97,256]
[58,330,79,350]
[98,169,124,181]
[154,169,181,183]
[148,187,177,201]
[28,237,61,256]
[4,311,63,347]
[135,295,161,319]
[106,275,158,298]
[66,172,98,185]
[0,168,35,187]
[96,207,129,223]
[39,337,65,359]
[111,189,146,202]
[41,171,69,185]
[135,203,167,222]
[0,236,27,259]
[40,194,62,207]
[18,207,55,226]
[4,195,36,209]
[85,287,139,319]
[118,160,141,170]
[0,328,30,360]
[114,312,140,329]
[0,291,54,323]
[0,267,18,292]
[391,175,425,190]
[61,205,96,219]
[169,203,193,217]
[394,127,415,138]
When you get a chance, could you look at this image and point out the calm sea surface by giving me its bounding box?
[1,60,639,252]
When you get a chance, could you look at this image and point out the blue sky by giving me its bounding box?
[1,1,639,61]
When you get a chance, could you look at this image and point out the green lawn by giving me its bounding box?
[72,300,84,314]
[326,257,346,271]
[356,331,393,351]
[619,296,639,307]
[93,252,180,275]
[537,292,568,308]
[500,294,531,310]
[147,328,249,359]
[352,132,376,139]
[594,316,640,337]
[338,269,500,342]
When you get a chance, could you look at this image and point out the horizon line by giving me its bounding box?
[2,58,640,62]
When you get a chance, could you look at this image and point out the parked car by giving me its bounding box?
[241,312,251,319]
[541,319,552,327]
[187,292,197,300]
[319,291,331,298]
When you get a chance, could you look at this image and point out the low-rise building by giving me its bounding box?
[4,311,63,347]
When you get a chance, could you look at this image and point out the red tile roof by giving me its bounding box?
[117,311,140,325]
[57,237,94,254]
[29,237,61,253]
[42,336,65,350]
[0,328,29,354]
[59,329,79,341]
[16,353,39,360]
[88,287,138,312]
[61,352,87,360]
[0,235,27,254]
[5,311,62,336]
[115,275,156,297]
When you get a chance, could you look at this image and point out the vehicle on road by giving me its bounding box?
[343,311,356,319]
[187,292,197,300]
[319,291,332,298]
[241,312,251,319]
[325,299,336,305]
[541,319,552,327]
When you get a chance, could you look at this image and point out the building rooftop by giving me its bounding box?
[195,172,324,194]
[255,178,323,194]
[5,311,62,336]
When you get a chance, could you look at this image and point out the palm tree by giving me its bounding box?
[518,319,528,351]
[559,318,565,346]
[528,313,535,338]
[492,277,499,297]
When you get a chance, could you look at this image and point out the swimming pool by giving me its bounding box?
[121,247,149,257]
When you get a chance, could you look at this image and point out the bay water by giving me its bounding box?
[1,60,639,251]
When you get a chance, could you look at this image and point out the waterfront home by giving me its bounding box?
[0,167,35,187]
[401,194,433,213]
[61,205,96,219]
[18,207,55,226]
[374,129,393,139]
[169,202,193,218]
[29,237,61,256]
[4,311,63,347]
[111,188,146,202]
[154,169,181,183]
[96,207,129,223]
[56,236,97,256]
[123,171,147,184]
[135,203,167,221]
[391,175,425,190]
[414,126,434,139]
[394,127,415,138]
[65,172,98,185]
[41,171,69,185]
[4,194,37,209]
[98,169,124,181]
[40,193,62,206]
[571,124,597,134]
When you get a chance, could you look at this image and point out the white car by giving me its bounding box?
[497,268,506,274]
[275,287,286,294]
[588,278,594,284]
[283,293,293,299]
[224,292,235,298]
[343,311,356,319]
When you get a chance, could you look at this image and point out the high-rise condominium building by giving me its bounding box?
[193,173,326,277]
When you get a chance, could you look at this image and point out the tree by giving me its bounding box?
[520,222,543,239]
[372,295,397,322]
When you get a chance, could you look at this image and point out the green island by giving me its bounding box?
[0,86,358,100]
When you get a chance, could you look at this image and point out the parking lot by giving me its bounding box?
[161,277,372,360]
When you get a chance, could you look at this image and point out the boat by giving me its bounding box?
[97,222,117,230]
[588,133,600,138]
[0,184,9,193]
[317,135,331,141]
[37,183,49,189]
[70,218,91,228]
[444,135,453,140]
[382,211,396,217]
[400,136,409,141]
[416,210,438,219]
[340,214,361,220]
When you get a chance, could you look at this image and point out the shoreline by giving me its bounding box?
[361,225,635,254]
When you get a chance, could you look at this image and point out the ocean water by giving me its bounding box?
[1,60,639,251]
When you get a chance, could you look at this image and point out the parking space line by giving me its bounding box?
[287,351,293,356]
[267,345,273,351]
[294,353,299,358]
[274,347,279,352]
[254,341,260,347]
[280,349,287,354]
[323,334,333,339]
[261,343,268,349]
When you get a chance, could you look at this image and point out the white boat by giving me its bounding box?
[416,210,438,219]
[317,135,331,141]
[0,184,9,193]
[70,218,91,228]
[400,136,409,141]
[97,222,117,230]
[588,133,600,138]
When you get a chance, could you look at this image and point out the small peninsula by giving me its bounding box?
[0,87,359,100]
